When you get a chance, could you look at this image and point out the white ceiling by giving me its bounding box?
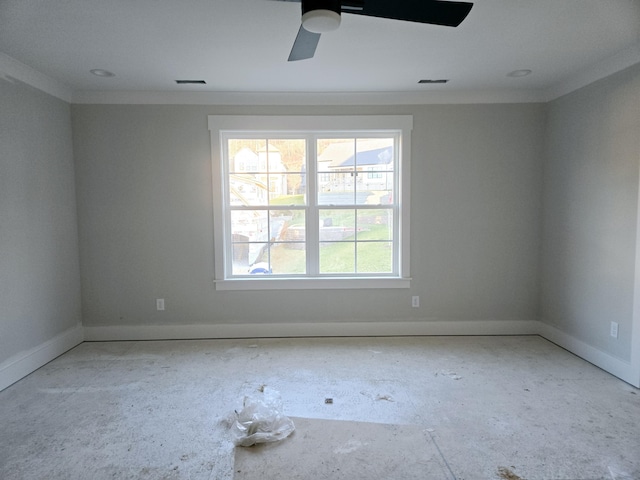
[1,0,639,101]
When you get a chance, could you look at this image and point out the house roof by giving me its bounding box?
[317,139,395,168]
[335,146,393,168]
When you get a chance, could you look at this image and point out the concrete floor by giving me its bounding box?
[0,335,638,480]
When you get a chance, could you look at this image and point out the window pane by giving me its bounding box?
[228,139,266,173]
[357,171,394,205]
[270,243,306,274]
[247,242,270,274]
[319,209,355,241]
[231,242,269,275]
[320,241,355,273]
[229,174,269,206]
[318,172,356,205]
[354,138,393,168]
[357,209,393,241]
[266,139,306,172]
[357,242,393,273]
[317,138,355,171]
[278,209,305,238]
[230,209,269,256]
[270,173,306,205]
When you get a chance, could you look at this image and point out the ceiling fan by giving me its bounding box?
[276,0,474,61]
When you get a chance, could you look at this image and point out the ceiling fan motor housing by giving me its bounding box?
[301,0,342,33]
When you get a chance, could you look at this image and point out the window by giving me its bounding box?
[208,115,412,290]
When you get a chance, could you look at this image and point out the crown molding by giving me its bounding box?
[3,41,639,106]
[70,88,546,105]
[0,52,73,102]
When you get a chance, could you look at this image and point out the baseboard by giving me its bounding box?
[0,324,84,392]
[4,320,636,390]
[537,322,639,388]
[83,319,540,341]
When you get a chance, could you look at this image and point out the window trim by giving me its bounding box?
[208,115,412,290]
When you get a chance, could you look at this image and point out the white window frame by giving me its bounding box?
[208,115,412,290]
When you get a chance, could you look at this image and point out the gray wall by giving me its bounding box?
[0,77,82,364]
[2,57,637,383]
[71,103,545,328]
[541,63,640,362]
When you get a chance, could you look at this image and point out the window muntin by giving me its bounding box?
[209,115,412,290]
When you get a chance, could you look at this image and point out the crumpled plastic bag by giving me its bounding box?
[231,387,295,447]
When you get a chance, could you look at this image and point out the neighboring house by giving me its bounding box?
[317,139,394,192]
[230,145,288,206]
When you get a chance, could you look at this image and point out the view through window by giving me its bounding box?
[226,137,395,276]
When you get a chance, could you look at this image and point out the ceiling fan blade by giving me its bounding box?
[272,0,472,27]
[345,0,472,27]
[288,25,321,61]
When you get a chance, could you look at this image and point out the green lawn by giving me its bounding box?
[265,224,392,274]
[263,195,393,273]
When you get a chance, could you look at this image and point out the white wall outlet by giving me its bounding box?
[412,296,420,308]
[610,321,618,338]
[156,298,165,311]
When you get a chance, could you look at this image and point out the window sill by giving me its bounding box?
[214,277,411,291]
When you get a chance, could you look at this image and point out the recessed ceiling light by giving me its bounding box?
[507,69,532,78]
[90,69,115,77]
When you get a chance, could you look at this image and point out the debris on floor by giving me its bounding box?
[608,465,637,480]
[325,398,333,404]
[497,466,523,480]
[375,394,395,402]
[231,387,295,447]
[358,391,395,402]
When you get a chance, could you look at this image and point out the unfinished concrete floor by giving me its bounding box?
[0,335,638,480]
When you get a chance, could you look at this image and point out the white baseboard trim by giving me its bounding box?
[538,322,638,388]
[85,320,637,387]
[3,320,636,390]
[84,319,540,342]
[0,324,84,392]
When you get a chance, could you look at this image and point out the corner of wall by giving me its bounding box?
[537,323,639,388]
[0,52,72,103]
[0,324,84,392]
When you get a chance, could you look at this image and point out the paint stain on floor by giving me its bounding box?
[497,466,523,480]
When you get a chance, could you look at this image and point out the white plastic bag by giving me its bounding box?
[231,387,295,447]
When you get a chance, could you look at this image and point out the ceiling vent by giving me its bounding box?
[418,79,449,84]
[175,80,207,84]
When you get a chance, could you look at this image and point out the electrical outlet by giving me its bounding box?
[156,298,165,311]
[610,321,618,339]
[412,296,420,308]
